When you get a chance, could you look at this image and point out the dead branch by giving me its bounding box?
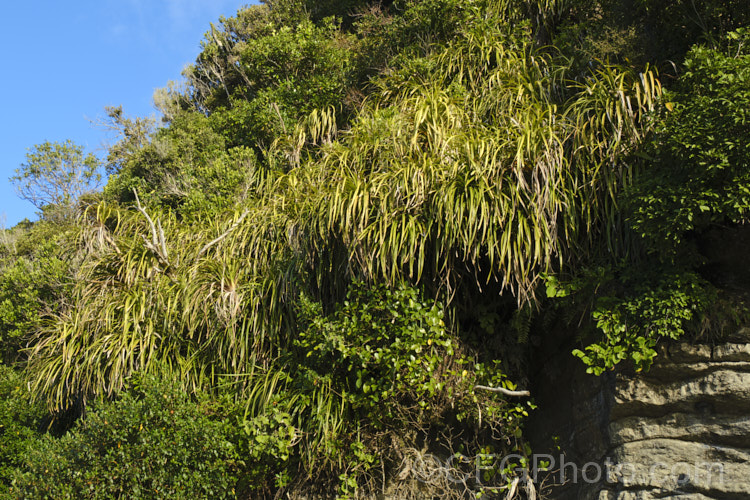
[473,385,531,397]
[133,189,170,268]
[195,210,250,260]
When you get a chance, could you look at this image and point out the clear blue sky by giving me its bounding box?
[1,0,253,227]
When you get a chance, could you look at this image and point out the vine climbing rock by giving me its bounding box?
[529,328,750,499]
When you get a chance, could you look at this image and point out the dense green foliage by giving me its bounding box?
[556,0,750,70]
[630,28,750,253]
[548,267,715,374]
[8,374,240,499]
[11,140,101,217]
[560,28,750,374]
[104,111,260,218]
[237,283,531,496]
[0,221,72,363]
[294,283,456,420]
[2,0,750,497]
[0,366,47,490]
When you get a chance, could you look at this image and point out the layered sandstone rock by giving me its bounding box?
[530,329,750,499]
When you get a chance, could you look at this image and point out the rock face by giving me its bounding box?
[529,328,750,499]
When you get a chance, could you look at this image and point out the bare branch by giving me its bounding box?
[133,189,170,267]
[133,190,158,245]
[156,219,169,262]
[196,210,250,260]
[473,385,530,397]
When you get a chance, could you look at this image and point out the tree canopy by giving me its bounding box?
[10,140,101,214]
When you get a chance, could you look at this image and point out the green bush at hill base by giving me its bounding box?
[0,366,47,492]
[8,374,240,500]
[275,282,530,497]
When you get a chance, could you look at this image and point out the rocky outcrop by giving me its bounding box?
[529,328,750,499]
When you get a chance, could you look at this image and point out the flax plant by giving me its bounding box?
[27,0,660,425]
[290,13,661,302]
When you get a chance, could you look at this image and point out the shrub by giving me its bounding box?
[282,282,530,496]
[9,374,240,499]
[561,270,714,374]
[0,223,71,363]
[0,365,46,491]
[629,28,750,255]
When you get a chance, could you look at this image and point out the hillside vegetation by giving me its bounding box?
[2,0,750,498]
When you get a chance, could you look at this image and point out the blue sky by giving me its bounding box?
[1,0,253,227]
